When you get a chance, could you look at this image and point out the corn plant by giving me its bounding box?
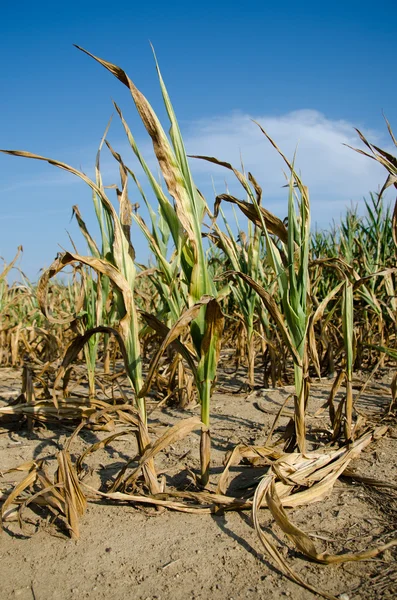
[195,135,313,451]
[74,46,225,485]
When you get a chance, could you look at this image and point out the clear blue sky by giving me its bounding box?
[1,0,396,281]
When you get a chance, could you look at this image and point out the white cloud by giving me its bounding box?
[178,110,393,227]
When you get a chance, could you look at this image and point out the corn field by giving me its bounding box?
[0,47,396,599]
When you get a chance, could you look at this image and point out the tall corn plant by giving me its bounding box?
[195,132,311,452]
[75,46,223,485]
[265,154,311,453]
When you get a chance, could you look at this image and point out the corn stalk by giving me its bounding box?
[75,46,223,485]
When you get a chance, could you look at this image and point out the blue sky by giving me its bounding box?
[1,0,396,281]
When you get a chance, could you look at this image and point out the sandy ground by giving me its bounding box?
[0,365,396,600]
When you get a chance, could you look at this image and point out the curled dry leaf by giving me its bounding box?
[37,252,134,344]
[1,452,87,540]
[114,415,206,491]
[252,426,395,598]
